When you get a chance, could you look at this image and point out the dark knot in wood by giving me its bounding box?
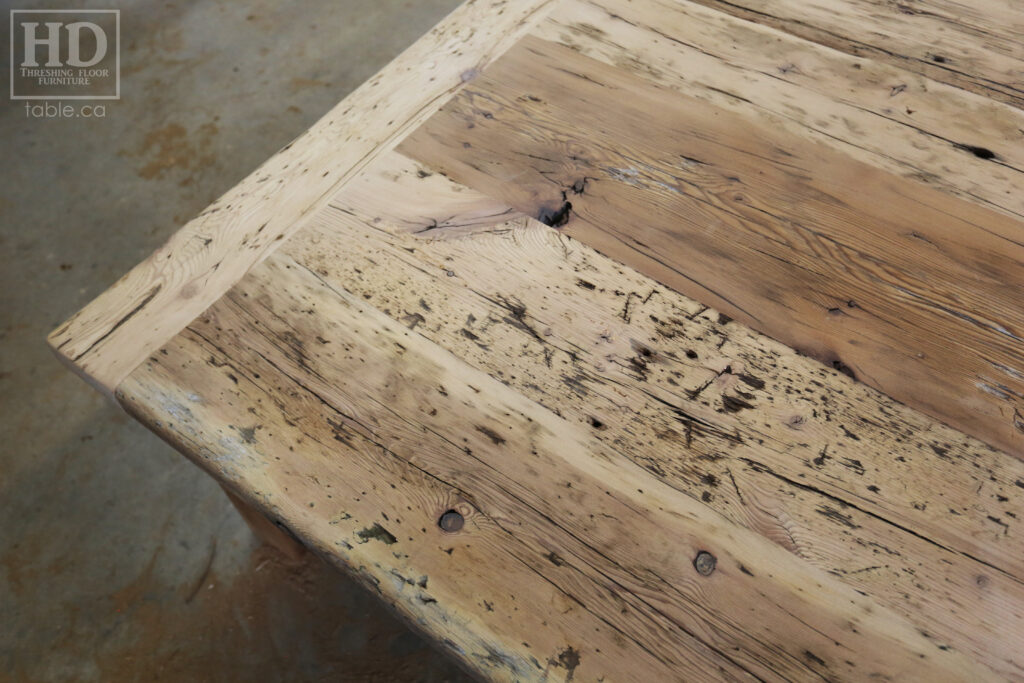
[537,201,572,228]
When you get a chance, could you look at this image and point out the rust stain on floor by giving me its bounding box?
[7,542,467,682]
[132,122,220,184]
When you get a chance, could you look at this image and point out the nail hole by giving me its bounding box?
[438,509,464,533]
[693,550,717,576]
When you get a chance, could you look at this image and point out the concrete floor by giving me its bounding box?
[0,1,474,680]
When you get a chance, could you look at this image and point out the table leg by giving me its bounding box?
[220,484,306,561]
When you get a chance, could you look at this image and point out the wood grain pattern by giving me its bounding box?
[537,0,1024,220]
[117,248,999,682]
[118,151,1024,679]
[400,34,1024,457]
[684,0,1024,109]
[46,0,556,395]
[315,154,1024,677]
[50,0,1024,678]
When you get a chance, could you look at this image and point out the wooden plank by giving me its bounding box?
[46,0,558,395]
[119,314,747,682]
[118,150,1024,678]
[116,248,1000,682]
[306,151,1024,678]
[683,0,1024,109]
[326,150,1024,569]
[399,34,1024,457]
[536,0,1024,220]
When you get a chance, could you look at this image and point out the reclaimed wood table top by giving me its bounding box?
[51,0,1024,680]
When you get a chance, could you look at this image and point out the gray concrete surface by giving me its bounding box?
[0,0,473,680]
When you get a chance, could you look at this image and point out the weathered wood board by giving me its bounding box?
[399,27,1024,459]
[45,0,561,396]
[51,0,1024,679]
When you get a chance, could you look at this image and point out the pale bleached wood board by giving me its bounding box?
[46,0,559,395]
[306,151,1024,678]
[399,34,1024,458]
[118,320,750,683]
[119,150,1024,679]
[684,0,1024,109]
[538,0,1024,220]
[117,250,998,683]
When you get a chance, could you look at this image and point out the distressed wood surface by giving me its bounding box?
[400,31,1024,457]
[118,249,1001,682]
[536,0,1024,220]
[51,0,1024,679]
[119,151,1024,679]
[683,0,1024,109]
[46,0,556,395]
